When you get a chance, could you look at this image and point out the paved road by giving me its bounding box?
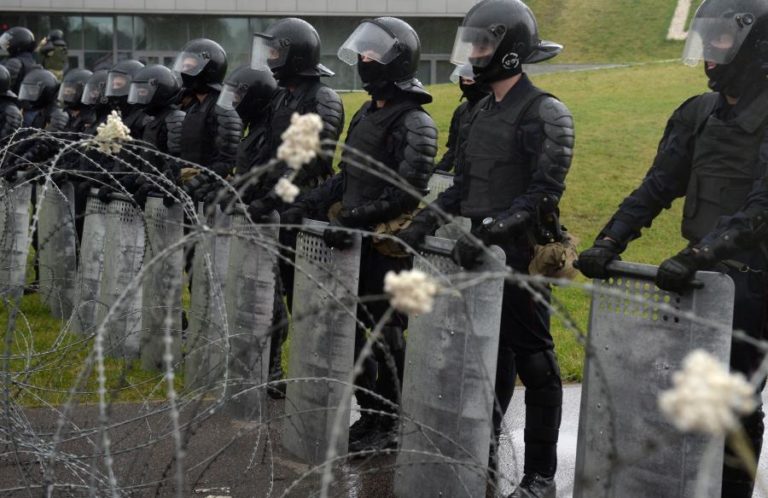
[4,386,768,497]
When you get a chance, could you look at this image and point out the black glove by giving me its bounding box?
[97,185,115,204]
[323,219,355,250]
[577,239,621,279]
[452,234,484,270]
[398,220,434,251]
[182,174,213,203]
[280,206,305,229]
[655,248,709,294]
[485,211,531,243]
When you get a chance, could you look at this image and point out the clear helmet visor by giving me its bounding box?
[216,82,246,110]
[0,33,11,52]
[105,72,132,97]
[251,35,289,71]
[82,81,105,105]
[127,81,157,105]
[337,21,400,66]
[57,82,81,104]
[450,63,476,84]
[18,82,42,102]
[450,26,504,69]
[682,15,756,66]
[172,51,209,76]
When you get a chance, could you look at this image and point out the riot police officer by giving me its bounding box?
[127,64,186,205]
[0,27,39,95]
[0,65,22,144]
[288,16,438,453]
[399,1,573,495]
[435,64,487,172]
[105,59,146,137]
[251,17,344,193]
[38,29,68,79]
[174,38,242,200]
[57,68,94,133]
[80,69,110,133]
[578,1,768,496]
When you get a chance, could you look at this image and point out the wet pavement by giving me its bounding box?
[4,385,768,497]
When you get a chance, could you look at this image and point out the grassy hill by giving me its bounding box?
[525,0,689,63]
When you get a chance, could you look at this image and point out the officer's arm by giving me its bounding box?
[435,104,461,173]
[3,58,22,92]
[210,105,243,177]
[502,96,574,219]
[313,86,345,178]
[345,110,438,225]
[599,97,699,249]
[1,104,22,142]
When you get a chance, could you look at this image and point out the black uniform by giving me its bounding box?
[296,91,438,432]
[430,75,574,479]
[0,96,21,144]
[435,91,485,172]
[180,91,241,178]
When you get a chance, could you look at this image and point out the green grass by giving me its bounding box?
[526,0,687,63]
[1,61,709,399]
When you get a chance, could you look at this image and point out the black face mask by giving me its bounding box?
[181,73,211,94]
[459,81,488,103]
[357,60,387,84]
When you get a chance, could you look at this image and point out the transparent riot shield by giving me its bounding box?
[394,236,506,498]
[282,219,362,464]
[574,261,735,498]
[0,180,33,300]
[96,193,145,359]
[73,190,108,335]
[425,171,471,239]
[37,182,77,319]
[140,195,184,372]
[223,209,279,420]
[184,202,232,393]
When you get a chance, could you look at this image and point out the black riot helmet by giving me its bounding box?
[18,68,59,108]
[58,68,92,109]
[0,65,16,98]
[251,18,334,82]
[173,38,228,92]
[683,0,768,96]
[451,0,562,84]
[217,64,277,124]
[105,59,145,107]
[0,27,36,56]
[48,29,66,47]
[338,17,431,102]
[128,64,182,111]
[82,69,109,107]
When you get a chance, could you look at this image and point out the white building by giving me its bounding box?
[0,0,478,88]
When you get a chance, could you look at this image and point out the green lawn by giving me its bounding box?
[2,61,709,398]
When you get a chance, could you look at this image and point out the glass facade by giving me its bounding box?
[0,13,460,89]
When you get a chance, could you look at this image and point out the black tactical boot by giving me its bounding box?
[348,413,379,452]
[507,473,556,498]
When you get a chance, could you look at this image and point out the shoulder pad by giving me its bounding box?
[165,109,186,156]
[47,107,70,132]
[538,96,575,148]
[403,109,438,143]
[3,58,22,89]
[4,104,22,130]
[313,85,345,141]
[164,109,186,128]
[215,105,243,130]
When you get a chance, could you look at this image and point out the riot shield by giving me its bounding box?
[96,193,145,359]
[140,195,184,372]
[184,202,232,393]
[0,180,33,301]
[282,219,362,464]
[394,236,506,498]
[425,171,471,239]
[574,261,735,498]
[223,209,279,420]
[37,182,78,319]
[72,190,108,335]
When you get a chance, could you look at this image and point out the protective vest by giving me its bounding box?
[236,119,269,175]
[180,92,217,166]
[122,108,147,140]
[682,90,768,242]
[459,84,549,219]
[142,110,171,153]
[268,80,328,184]
[341,99,422,210]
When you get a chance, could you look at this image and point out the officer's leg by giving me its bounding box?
[722,269,768,498]
[267,273,289,399]
[501,280,560,497]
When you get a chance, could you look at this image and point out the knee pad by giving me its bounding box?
[516,349,562,392]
